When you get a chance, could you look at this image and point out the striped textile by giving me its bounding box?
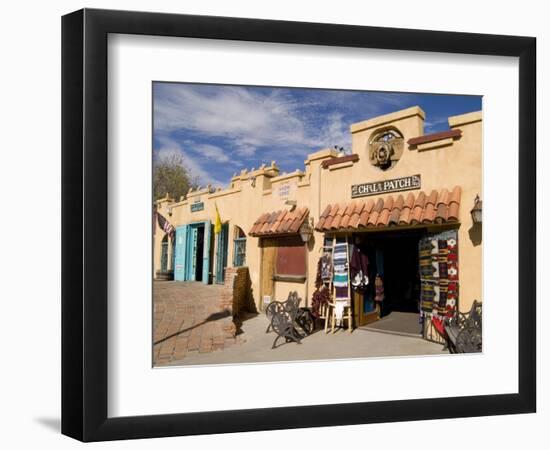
[333,243,349,296]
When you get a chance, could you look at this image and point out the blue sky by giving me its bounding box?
[153,82,481,188]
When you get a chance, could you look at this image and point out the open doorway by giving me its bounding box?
[353,230,422,335]
[194,225,205,282]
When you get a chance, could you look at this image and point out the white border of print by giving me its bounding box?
[107,34,518,418]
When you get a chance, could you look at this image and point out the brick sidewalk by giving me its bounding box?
[153,281,238,366]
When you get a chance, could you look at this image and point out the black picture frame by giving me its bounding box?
[61,8,536,442]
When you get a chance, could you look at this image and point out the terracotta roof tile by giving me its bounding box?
[389,195,404,225]
[320,204,332,218]
[289,208,308,233]
[348,201,364,228]
[411,191,426,224]
[281,209,296,233]
[368,198,385,226]
[249,207,309,237]
[329,203,340,217]
[316,205,332,230]
[448,186,462,220]
[269,210,286,233]
[377,196,394,226]
[340,205,352,228]
[316,217,326,230]
[449,185,462,205]
[358,199,374,227]
[399,193,415,225]
[330,204,346,230]
[344,202,355,217]
[250,212,269,235]
[435,189,450,223]
[315,187,461,232]
[421,190,438,223]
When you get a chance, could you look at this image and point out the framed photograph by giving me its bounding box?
[62,8,536,441]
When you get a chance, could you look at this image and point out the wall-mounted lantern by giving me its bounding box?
[299,217,314,243]
[470,194,482,224]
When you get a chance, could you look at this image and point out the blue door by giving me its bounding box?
[181,221,212,284]
[174,225,188,281]
[215,223,229,284]
[188,226,199,281]
[202,220,211,284]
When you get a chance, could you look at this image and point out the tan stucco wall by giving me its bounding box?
[154,106,483,314]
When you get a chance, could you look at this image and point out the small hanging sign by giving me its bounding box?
[190,201,204,212]
[351,174,421,198]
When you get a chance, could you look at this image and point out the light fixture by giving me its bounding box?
[470,194,482,224]
[285,199,297,211]
[299,217,314,243]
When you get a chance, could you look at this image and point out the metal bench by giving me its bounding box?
[265,291,315,349]
[444,300,482,353]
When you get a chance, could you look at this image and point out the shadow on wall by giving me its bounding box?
[223,266,258,318]
[237,267,258,315]
[307,233,316,252]
[468,223,482,246]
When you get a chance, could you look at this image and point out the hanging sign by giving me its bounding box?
[273,181,297,200]
[190,201,204,212]
[351,174,421,198]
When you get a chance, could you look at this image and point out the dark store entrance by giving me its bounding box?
[352,229,422,334]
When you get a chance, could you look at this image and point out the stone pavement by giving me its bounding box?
[153,281,238,366]
[154,281,447,367]
[166,310,447,367]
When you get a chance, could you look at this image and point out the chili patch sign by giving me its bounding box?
[351,174,421,198]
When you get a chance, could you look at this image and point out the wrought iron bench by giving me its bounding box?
[265,291,315,349]
[444,300,482,353]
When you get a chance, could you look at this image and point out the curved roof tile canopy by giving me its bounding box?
[315,186,461,232]
[249,207,309,237]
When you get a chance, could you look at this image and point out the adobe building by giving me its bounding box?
[154,106,482,341]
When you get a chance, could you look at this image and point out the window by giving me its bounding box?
[160,235,169,272]
[274,236,306,279]
[233,226,247,267]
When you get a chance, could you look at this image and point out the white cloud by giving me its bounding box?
[318,112,351,151]
[154,85,320,155]
[193,143,230,163]
[154,136,227,189]
[235,144,257,157]
[154,84,420,158]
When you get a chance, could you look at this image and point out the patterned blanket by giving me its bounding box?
[419,230,458,318]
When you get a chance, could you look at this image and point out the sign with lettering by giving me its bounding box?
[190,201,204,212]
[273,181,297,200]
[351,175,421,198]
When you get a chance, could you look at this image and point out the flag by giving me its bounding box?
[214,203,222,235]
[157,212,175,238]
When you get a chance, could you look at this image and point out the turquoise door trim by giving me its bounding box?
[180,221,212,284]
[215,223,229,284]
[202,220,211,284]
[187,226,199,281]
[174,225,188,281]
